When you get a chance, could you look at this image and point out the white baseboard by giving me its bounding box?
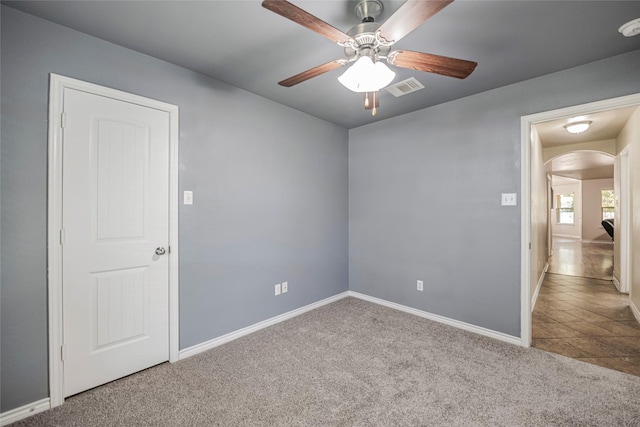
[347,291,523,347]
[0,398,50,426]
[179,292,350,360]
[613,276,622,292]
[531,262,549,312]
[552,234,580,239]
[3,293,349,423]
[4,289,528,424]
[180,288,524,361]
[581,239,613,245]
[631,299,640,324]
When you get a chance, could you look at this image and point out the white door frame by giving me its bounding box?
[547,173,553,257]
[520,92,640,346]
[619,145,631,294]
[47,74,180,407]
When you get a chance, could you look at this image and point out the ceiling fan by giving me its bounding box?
[262,0,477,116]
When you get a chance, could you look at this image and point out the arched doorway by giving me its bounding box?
[545,150,615,278]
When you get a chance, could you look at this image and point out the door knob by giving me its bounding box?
[155,247,166,256]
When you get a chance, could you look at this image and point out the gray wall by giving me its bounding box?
[1,6,348,412]
[3,1,640,416]
[349,49,640,337]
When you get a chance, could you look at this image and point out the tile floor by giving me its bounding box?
[545,238,613,279]
[533,273,640,376]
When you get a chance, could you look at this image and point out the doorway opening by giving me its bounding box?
[521,94,639,376]
[545,150,615,279]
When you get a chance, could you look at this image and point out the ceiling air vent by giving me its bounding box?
[385,77,425,97]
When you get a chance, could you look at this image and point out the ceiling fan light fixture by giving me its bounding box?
[338,56,396,92]
[564,120,592,134]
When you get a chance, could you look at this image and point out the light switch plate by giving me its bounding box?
[501,193,517,206]
[184,191,193,205]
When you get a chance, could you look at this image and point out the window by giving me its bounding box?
[601,189,614,220]
[556,193,574,224]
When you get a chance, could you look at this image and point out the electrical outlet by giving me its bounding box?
[417,280,424,291]
[275,283,281,296]
[281,281,288,293]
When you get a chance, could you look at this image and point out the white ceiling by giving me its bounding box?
[536,106,637,148]
[537,105,637,181]
[4,0,640,129]
[548,151,614,181]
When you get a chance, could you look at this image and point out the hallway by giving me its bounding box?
[532,239,640,376]
[546,238,613,279]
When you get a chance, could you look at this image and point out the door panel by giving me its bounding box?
[95,118,148,240]
[93,267,148,350]
[62,88,169,397]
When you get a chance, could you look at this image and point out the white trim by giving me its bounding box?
[552,233,581,239]
[619,145,631,294]
[521,93,640,348]
[580,239,613,245]
[180,289,525,360]
[0,398,50,426]
[612,276,623,293]
[531,262,549,311]
[630,299,640,324]
[5,290,634,425]
[47,74,180,408]
[168,89,180,364]
[348,292,523,347]
[179,292,350,360]
[47,75,65,408]
[520,115,532,347]
[523,94,640,126]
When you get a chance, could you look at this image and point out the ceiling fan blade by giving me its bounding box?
[378,0,453,43]
[278,60,346,87]
[262,0,351,44]
[388,50,477,79]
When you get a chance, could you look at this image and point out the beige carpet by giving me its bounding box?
[13,297,640,426]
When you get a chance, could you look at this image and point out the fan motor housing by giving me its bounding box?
[354,0,383,22]
[345,22,390,61]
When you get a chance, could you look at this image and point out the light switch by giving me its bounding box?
[184,191,193,205]
[501,193,517,206]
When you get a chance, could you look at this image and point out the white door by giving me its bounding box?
[62,88,170,397]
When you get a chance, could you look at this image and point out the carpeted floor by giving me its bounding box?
[13,297,640,426]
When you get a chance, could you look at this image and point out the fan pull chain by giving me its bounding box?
[363,92,379,116]
[372,91,377,116]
